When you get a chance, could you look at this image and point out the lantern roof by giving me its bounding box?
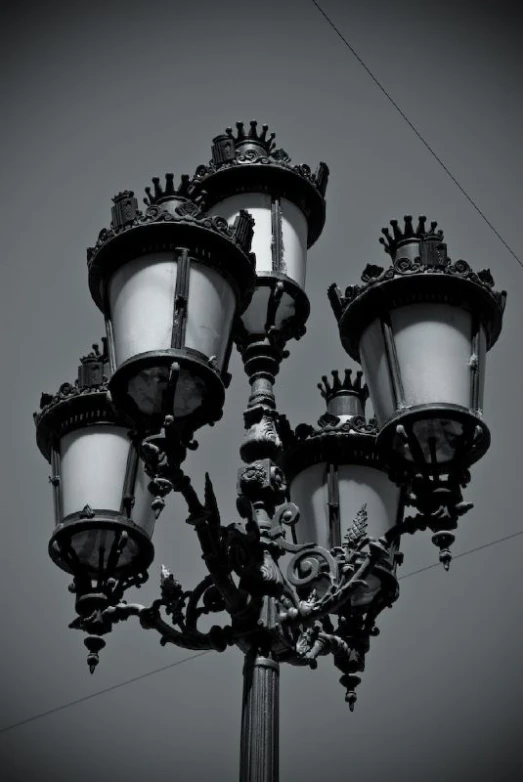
[329,219,507,360]
[191,120,329,247]
[280,371,382,484]
[34,340,128,461]
[87,179,256,311]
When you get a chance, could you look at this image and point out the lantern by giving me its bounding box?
[192,121,329,348]
[282,370,402,610]
[34,342,155,588]
[329,216,506,473]
[86,179,256,438]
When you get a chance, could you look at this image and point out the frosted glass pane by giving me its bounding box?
[337,465,399,542]
[242,286,296,335]
[290,464,399,548]
[391,303,472,408]
[126,365,205,418]
[109,253,177,367]
[60,426,129,517]
[185,262,235,369]
[290,464,330,549]
[403,417,465,465]
[131,461,156,538]
[280,198,307,287]
[359,318,395,424]
[213,193,273,273]
[69,528,141,576]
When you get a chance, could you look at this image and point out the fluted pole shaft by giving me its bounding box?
[240,653,280,782]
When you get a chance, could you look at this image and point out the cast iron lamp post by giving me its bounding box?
[34,122,506,782]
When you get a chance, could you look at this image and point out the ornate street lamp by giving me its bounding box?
[192,121,329,354]
[280,368,404,708]
[87,178,256,453]
[34,341,155,671]
[34,126,506,782]
[328,216,506,473]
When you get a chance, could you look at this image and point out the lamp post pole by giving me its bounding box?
[240,653,280,782]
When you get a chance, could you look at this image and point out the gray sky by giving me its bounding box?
[2,1,523,780]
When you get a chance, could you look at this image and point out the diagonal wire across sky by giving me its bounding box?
[310,0,522,270]
[4,0,521,742]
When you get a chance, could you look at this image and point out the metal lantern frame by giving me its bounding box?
[34,343,155,667]
[192,121,329,351]
[329,217,506,475]
[87,183,256,442]
[34,128,507,782]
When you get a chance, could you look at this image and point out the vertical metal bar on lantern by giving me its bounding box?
[380,316,406,410]
[327,462,341,548]
[171,248,190,349]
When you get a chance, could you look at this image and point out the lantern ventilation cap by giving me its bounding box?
[318,369,369,419]
[143,173,205,208]
[379,215,445,260]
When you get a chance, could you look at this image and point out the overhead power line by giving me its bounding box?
[399,528,523,580]
[2,528,523,736]
[311,0,522,270]
[0,650,210,736]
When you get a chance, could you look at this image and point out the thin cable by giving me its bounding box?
[399,528,523,580]
[3,528,523,735]
[0,650,210,736]
[311,0,523,270]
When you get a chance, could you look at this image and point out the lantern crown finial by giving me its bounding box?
[221,120,278,156]
[143,173,202,207]
[318,369,369,419]
[78,338,109,389]
[379,215,445,261]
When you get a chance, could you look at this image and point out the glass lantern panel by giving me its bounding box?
[68,528,142,577]
[213,193,273,273]
[280,198,307,288]
[60,426,130,518]
[359,318,395,425]
[290,463,399,548]
[391,303,473,408]
[399,417,466,466]
[131,460,156,539]
[109,252,177,367]
[185,262,236,369]
[290,463,330,550]
[337,464,400,541]
[241,285,296,335]
[290,463,400,607]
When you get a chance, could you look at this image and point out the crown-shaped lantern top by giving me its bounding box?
[318,369,369,421]
[34,339,125,462]
[212,120,278,164]
[143,173,203,208]
[203,119,329,199]
[379,215,447,265]
[77,339,109,389]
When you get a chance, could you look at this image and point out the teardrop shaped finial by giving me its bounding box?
[84,635,106,674]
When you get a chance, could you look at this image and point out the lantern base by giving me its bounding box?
[236,272,310,349]
[377,404,490,473]
[109,348,226,435]
[49,512,155,579]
